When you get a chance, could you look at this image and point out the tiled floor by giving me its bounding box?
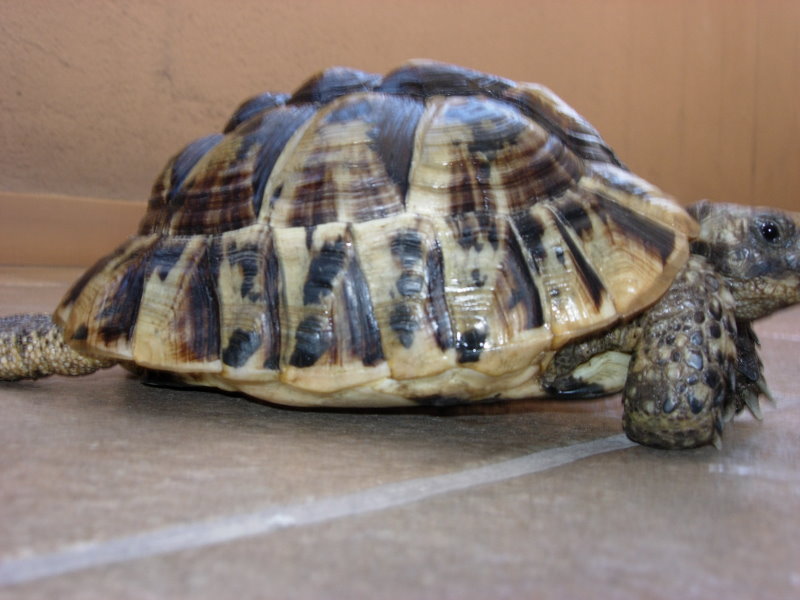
[1,266,799,599]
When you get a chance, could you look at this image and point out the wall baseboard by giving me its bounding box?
[0,192,145,267]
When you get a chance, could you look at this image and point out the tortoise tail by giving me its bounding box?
[0,313,115,381]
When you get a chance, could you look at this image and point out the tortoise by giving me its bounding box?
[2,60,799,449]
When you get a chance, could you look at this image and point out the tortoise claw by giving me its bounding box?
[722,400,736,423]
[740,376,774,421]
[743,391,763,421]
[757,378,775,405]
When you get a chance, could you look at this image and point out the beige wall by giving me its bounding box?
[1,0,798,265]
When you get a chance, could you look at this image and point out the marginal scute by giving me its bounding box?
[547,191,669,318]
[583,163,698,238]
[274,223,390,392]
[56,59,697,407]
[132,236,222,372]
[347,215,461,380]
[217,224,282,380]
[55,234,161,360]
[435,213,553,374]
[520,203,619,347]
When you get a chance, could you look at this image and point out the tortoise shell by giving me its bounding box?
[53,60,697,407]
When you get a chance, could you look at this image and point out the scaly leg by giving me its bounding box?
[0,313,114,381]
[622,257,740,449]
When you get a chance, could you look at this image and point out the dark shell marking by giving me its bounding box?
[55,60,695,404]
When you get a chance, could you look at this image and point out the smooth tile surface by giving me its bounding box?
[1,267,799,599]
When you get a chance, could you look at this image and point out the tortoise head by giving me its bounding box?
[688,200,800,320]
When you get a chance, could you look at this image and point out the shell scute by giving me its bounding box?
[500,82,622,165]
[131,236,222,372]
[556,190,686,317]
[55,234,159,360]
[266,93,423,227]
[139,134,225,235]
[349,215,456,380]
[289,67,382,105]
[519,202,619,346]
[274,223,390,392]
[223,92,289,134]
[436,212,554,375]
[144,106,318,236]
[405,94,583,219]
[217,224,282,379]
[378,60,513,99]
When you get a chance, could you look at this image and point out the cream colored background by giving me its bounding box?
[1,0,798,265]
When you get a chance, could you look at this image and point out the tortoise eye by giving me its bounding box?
[758,220,781,243]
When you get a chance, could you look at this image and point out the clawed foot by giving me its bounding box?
[731,320,774,423]
[618,258,778,450]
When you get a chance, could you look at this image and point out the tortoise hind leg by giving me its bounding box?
[622,257,740,449]
[0,313,115,381]
[543,330,636,399]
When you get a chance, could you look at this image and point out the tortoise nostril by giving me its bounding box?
[787,253,800,271]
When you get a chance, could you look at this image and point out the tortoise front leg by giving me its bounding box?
[732,319,772,419]
[622,257,739,449]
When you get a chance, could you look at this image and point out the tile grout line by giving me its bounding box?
[0,434,635,588]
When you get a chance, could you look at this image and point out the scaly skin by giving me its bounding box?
[621,256,738,448]
[0,314,114,381]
